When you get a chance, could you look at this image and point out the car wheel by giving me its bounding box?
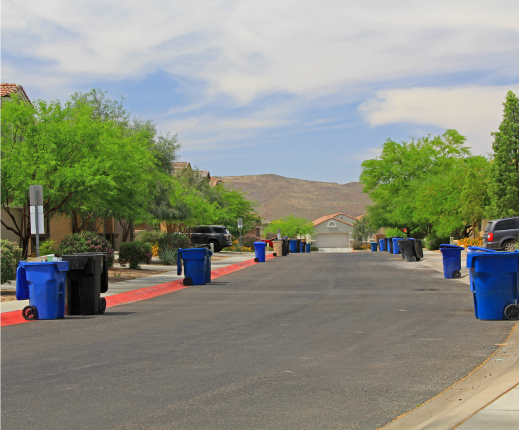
[502,241,516,252]
[209,241,220,253]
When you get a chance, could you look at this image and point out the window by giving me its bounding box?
[213,227,225,233]
[199,227,212,233]
[327,221,337,228]
[495,219,516,231]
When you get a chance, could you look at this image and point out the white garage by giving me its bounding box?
[311,213,357,249]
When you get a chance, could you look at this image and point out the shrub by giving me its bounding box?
[158,248,177,265]
[119,240,152,269]
[59,232,115,267]
[240,235,260,249]
[310,246,319,251]
[423,232,451,250]
[39,239,58,256]
[360,244,370,250]
[1,240,22,284]
[457,237,483,248]
[266,232,277,240]
[351,240,363,250]
[135,230,190,252]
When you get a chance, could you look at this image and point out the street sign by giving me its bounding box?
[277,229,281,240]
[238,218,243,229]
[29,185,43,206]
[30,206,45,234]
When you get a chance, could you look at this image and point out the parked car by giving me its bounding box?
[482,216,519,252]
[188,225,232,252]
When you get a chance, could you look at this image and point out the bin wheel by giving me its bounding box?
[452,270,462,279]
[273,253,277,257]
[411,256,417,262]
[183,277,193,286]
[254,257,259,262]
[22,305,38,321]
[99,297,107,314]
[504,304,519,321]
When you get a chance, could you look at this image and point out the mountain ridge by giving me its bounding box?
[215,174,371,222]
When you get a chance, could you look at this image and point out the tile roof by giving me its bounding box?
[1,83,31,103]
[198,170,210,178]
[312,212,357,226]
[209,177,222,187]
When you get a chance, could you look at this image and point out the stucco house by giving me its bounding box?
[311,213,358,248]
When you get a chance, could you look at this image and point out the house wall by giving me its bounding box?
[312,220,354,248]
[1,207,22,244]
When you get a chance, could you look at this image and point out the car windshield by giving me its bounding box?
[484,222,493,232]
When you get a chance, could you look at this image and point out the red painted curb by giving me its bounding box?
[1,254,276,327]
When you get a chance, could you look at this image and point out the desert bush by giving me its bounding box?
[158,248,177,265]
[310,246,319,251]
[351,241,363,250]
[423,232,451,250]
[119,240,152,269]
[136,230,190,252]
[1,240,22,284]
[39,239,58,256]
[59,232,114,267]
[266,232,277,240]
[241,235,260,249]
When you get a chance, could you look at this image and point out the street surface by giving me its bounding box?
[1,252,514,429]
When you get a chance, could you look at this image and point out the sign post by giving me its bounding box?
[277,229,281,240]
[238,218,243,254]
[29,185,44,257]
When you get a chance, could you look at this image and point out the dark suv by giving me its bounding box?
[483,217,519,252]
[188,225,232,252]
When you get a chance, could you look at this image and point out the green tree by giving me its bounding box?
[488,90,519,218]
[265,215,314,238]
[352,216,376,243]
[360,130,470,237]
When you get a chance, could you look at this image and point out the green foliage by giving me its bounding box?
[360,129,489,239]
[385,228,406,238]
[265,215,314,238]
[119,241,152,270]
[488,91,519,218]
[1,240,22,284]
[59,232,115,267]
[134,230,189,251]
[240,235,260,249]
[39,240,58,256]
[423,232,450,250]
[158,249,177,265]
[352,216,376,242]
[310,246,319,251]
[351,240,363,250]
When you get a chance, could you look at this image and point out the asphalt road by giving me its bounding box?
[1,252,514,429]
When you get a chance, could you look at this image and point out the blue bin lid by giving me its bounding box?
[392,238,404,241]
[254,241,267,247]
[440,244,464,250]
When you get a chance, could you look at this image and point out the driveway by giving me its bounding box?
[1,252,514,429]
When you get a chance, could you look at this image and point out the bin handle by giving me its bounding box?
[177,249,182,276]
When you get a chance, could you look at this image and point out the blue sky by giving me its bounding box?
[3,0,519,183]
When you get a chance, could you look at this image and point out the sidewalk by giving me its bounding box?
[381,249,519,430]
[1,251,265,314]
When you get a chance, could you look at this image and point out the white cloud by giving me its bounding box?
[3,0,519,104]
[359,85,519,154]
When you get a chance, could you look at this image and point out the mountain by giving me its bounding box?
[216,174,371,222]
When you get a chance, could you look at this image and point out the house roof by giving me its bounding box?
[312,212,357,227]
[209,177,222,187]
[198,170,210,179]
[172,162,191,173]
[1,83,31,103]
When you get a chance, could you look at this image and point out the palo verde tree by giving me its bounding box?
[488,90,519,218]
[352,215,376,243]
[360,130,471,237]
[265,215,314,238]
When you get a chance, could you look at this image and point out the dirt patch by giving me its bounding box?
[1,289,16,302]
[109,267,170,283]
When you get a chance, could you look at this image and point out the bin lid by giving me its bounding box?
[440,244,465,250]
[254,241,267,246]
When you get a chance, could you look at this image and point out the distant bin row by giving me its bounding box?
[370,239,519,322]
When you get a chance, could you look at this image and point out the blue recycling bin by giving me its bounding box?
[16,261,69,320]
[467,247,519,320]
[177,248,208,286]
[300,241,306,253]
[205,248,213,283]
[440,244,465,279]
[289,240,297,253]
[306,243,311,253]
[370,242,378,252]
[378,239,386,252]
[253,241,267,262]
[392,238,403,254]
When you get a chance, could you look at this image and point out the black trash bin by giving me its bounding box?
[295,239,301,253]
[399,240,421,262]
[61,253,108,315]
[387,237,394,253]
[414,239,424,261]
[282,239,290,256]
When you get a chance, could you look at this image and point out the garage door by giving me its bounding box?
[315,233,350,248]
